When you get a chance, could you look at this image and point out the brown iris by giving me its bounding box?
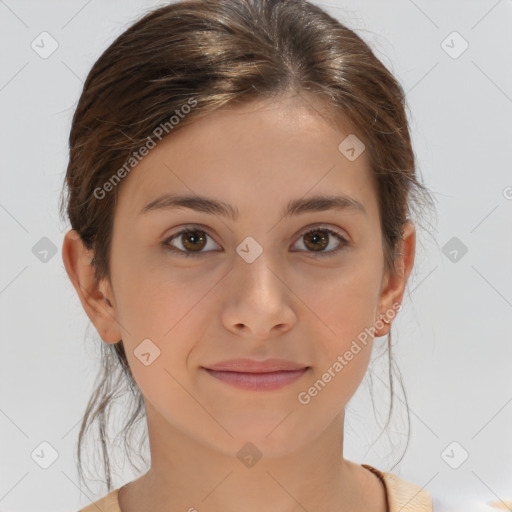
[181,229,207,252]
[303,230,329,252]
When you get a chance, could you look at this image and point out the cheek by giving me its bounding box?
[116,285,199,417]
[110,282,191,408]
[299,258,381,394]
[305,261,382,342]
[296,276,377,420]
[111,243,198,338]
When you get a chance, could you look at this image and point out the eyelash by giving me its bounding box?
[162,224,349,259]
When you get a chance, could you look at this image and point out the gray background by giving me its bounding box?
[1,0,511,510]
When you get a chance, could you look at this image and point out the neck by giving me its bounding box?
[117,402,385,512]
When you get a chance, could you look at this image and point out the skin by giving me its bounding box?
[62,92,415,512]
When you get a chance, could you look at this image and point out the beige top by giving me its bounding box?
[77,463,432,512]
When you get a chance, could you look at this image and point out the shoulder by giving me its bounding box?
[362,465,512,512]
[362,464,432,512]
[76,488,121,512]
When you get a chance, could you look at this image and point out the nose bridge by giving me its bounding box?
[234,234,281,297]
[226,228,296,317]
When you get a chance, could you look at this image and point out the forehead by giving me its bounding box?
[114,95,379,224]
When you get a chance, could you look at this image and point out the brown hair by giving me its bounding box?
[59,0,436,492]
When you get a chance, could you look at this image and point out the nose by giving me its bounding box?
[220,251,296,340]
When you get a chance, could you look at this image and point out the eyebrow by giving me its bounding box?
[139,193,367,220]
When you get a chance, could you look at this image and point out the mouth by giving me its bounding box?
[201,359,310,391]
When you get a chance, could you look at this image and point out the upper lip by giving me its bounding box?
[203,358,309,373]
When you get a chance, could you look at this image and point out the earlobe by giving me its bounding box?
[62,229,122,344]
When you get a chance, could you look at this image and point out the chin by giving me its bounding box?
[216,414,315,459]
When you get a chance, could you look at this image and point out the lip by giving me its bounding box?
[203,368,309,391]
[201,359,310,391]
[203,358,309,373]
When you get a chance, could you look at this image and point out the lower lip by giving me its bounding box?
[203,368,309,390]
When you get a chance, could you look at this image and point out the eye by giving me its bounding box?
[291,225,348,257]
[162,224,349,259]
[163,226,220,258]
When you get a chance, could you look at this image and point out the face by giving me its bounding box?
[64,93,414,458]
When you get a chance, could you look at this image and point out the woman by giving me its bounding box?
[60,0,436,510]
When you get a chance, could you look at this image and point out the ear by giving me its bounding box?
[62,229,122,344]
[374,219,416,336]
